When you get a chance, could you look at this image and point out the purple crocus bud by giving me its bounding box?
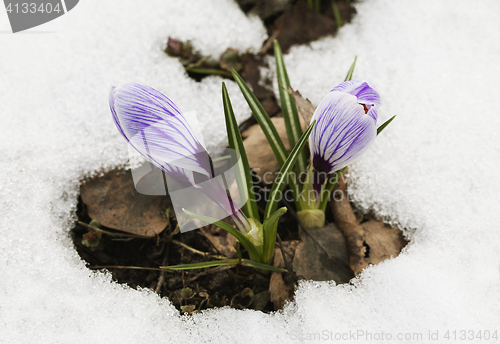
[109,83,250,232]
[109,83,213,187]
[309,80,380,174]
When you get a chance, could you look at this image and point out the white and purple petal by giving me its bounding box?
[109,83,251,233]
[110,83,212,185]
[331,80,380,122]
[309,91,377,174]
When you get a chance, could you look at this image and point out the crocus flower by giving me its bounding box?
[309,80,380,175]
[109,83,251,233]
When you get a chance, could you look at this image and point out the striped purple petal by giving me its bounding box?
[109,83,251,232]
[309,90,378,175]
[110,83,212,186]
[331,80,380,122]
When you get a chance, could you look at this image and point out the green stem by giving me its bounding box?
[318,167,346,211]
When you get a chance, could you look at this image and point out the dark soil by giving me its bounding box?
[72,174,305,314]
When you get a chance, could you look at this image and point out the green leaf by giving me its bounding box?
[234,245,243,261]
[344,56,357,81]
[161,259,240,270]
[262,207,287,264]
[298,162,315,210]
[184,67,232,77]
[318,167,346,211]
[313,0,321,12]
[231,69,288,166]
[222,82,260,221]
[377,115,396,136]
[161,258,287,273]
[274,40,306,175]
[182,208,261,261]
[264,120,316,220]
[332,1,342,30]
[240,259,287,273]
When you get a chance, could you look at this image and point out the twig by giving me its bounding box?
[258,29,281,55]
[185,264,236,283]
[155,242,170,293]
[77,221,149,239]
[276,234,298,283]
[170,239,226,260]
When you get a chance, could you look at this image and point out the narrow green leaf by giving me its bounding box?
[264,121,316,220]
[314,0,321,12]
[318,167,346,211]
[262,207,287,264]
[274,40,306,174]
[377,115,396,136]
[298,163,315,210]
[332,1,342,29]
[222,82,260,221]
[231,69,288,166]
[344,56,357,81]
[234,245,243,261]
[182,208,261,261]
[184,67,232,77]
[161,259,287,273]
[240,259,288,273]
[161,259,240,270]
[231,68,301,209]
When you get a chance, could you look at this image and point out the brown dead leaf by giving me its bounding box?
[329,170,368,275]
[242,115,308,184]
[293,223,354,283]
[199,224,238,258]
[242,117,289,183]
[286,87,316,124]
[269,240,298,310]
[80,169,170,237]
[362,221,408,265]
[330,169,408,275]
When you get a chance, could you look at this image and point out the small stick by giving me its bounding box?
[276,233,298,283]
[77,221,149,239]
[170,239,226,260]
[155,243,170,293]
[186,264,236,283]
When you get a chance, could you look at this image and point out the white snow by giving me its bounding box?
[1,0,499,343]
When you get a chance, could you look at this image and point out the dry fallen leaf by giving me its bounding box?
[242,117,290,183]
[329,169,368,275]
[80,169,170,237]
[362,220,408,265]
[199,224,238,258]
[242,113,308,184]
[330,169,408,275]
[293,223,354,283]
[286,87,316,124]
